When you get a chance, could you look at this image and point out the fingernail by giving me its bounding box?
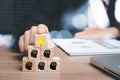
[37,24,48,34]
[37,27,45,34]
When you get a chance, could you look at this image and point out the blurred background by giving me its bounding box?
[0,0,37,47]
[0,0,37,34]
[0,0,87,48]
[0,0,120,48]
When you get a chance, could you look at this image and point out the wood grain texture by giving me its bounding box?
[0,46,114,80]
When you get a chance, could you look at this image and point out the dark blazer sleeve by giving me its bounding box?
[108,0,120,30]
[11,0,61,52]
[107,0,120,39]
[11,0,88,52]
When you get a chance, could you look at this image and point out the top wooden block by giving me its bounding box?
[35,34,48,48]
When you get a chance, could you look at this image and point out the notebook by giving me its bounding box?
[90,54,120,79]
[52,39,120,56]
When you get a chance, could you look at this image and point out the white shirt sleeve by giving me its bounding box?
[0,34,13,48]
[88,0,110,29]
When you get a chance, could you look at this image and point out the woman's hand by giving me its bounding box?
[18,24,49,54]
[74,27,120,40]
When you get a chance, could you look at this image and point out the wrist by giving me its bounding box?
[104,27,120,39]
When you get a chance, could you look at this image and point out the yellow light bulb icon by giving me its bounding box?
[37,38,45,47]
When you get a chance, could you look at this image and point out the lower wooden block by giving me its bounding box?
[36,60,47,71]
[22,57,37,72]
[40,48,54,60]
[47,57,60,71]
[28,45,40,59]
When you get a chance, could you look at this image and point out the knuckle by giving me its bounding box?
[19,35,24,40]
[31,26,37,30]
[24,30,30,35]
[75,33,79,35]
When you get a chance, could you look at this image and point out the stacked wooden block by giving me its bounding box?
[22,33,60,72]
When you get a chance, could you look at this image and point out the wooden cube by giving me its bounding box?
[40,48,54,60]
[28,45,40,59]
[36,60,48,71]
[35,34,48,49]
[47,57,60,71]
[22,57,37,72]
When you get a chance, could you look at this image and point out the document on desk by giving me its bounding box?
[52,39,120,56]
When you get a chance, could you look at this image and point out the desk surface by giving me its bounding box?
[0,46,114,80]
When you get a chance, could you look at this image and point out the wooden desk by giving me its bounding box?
[0,46,114,80]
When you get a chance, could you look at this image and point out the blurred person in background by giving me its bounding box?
[11,0,120,53]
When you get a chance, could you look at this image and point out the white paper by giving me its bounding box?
[52,39,120,56]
